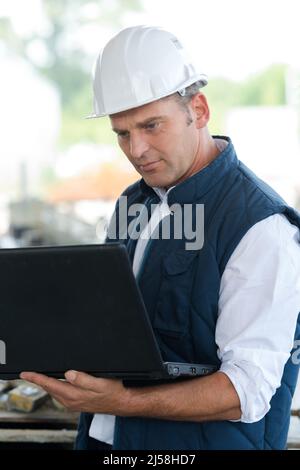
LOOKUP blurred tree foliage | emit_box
[206,64,288,134]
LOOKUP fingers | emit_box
[20,370,109,396]
[19,371,124,414]
[20,371,79,400]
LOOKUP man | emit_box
[21,25,300,450]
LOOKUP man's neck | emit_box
[154,134,229,193]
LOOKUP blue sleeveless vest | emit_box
[77,136,300,450]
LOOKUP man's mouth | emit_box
[139,160,161,172]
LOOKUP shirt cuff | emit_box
[220,361,272,423]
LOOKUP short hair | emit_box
[165,82,202,125]
[177,82,202,103]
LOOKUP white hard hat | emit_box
[88,25,208,118]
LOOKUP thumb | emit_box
[65,370,101,391]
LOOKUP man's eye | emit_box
[146,122,159,130]
[118,132,129,139]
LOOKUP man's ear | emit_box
[190,92,210,129]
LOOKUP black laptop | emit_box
[0,244,217,380]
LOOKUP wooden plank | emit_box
[0,400,79,427]
[0,429,77,443]
[0,411,78,426]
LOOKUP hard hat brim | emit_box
[85,76,208,119]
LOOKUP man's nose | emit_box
[129,133,150,160]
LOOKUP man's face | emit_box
[109,97,202,188]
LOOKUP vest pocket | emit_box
[153,250,199,338]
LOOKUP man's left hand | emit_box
[20,371,131,415]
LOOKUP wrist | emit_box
[118,385,138,417]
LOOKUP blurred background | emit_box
[0,0,299,248]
